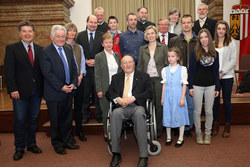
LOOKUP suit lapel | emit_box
[18,41,33,68]
[92,31,100,52]
[132,71,139,90]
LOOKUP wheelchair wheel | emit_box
[148,140,161,156]
[149,102,157,140]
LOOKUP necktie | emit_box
[58,47,70,84]
[122,75,130,98]
[89,32,93,53]
[28,45,34,66]
[200,20,204,27]
[161,35,165,44]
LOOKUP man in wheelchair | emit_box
[106,55,153,167]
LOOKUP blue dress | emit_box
[162,65,189,128]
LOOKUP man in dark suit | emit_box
[193,3,217,38]
[106,56,152,167]
[95,7,109,33]
[157,17,177,47]
[40,25,79,155]
[136,7,156,32]
[4,20,43,161]
[76,15,103,123]
[76,15,104,123]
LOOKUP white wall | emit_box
[70,0,92,32]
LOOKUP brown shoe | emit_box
[211,122,220,136]
[222,123,231,138]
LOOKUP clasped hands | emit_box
[116,96,136,108]
[61,84,75,93]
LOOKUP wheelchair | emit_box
[106,100,161,156]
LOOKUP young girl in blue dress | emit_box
[161,47,189,147]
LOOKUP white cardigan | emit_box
[218,39,237,77]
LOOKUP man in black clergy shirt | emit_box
[136,6,156,32]
[95,7,109,33]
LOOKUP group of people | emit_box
[4,3,237,167]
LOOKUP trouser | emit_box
[185,87,194,130]
[213,78,233,123]
[13,87,41,150]
[193,85,215,135]
[111,105,148,157]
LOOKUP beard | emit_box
[199,13,207,19]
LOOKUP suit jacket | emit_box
[97,22,109,33]
[137,42,167,77]
[106,70,153,109]
[95,51,122,94]
[193,18,217,38]
[157,32,177,46]
[4,41,43,99]
[40,43,78,101]
[76,30,104,70]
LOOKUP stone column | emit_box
[0,0,74,87]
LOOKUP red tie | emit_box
[161,35,165,44]
[28,45,34,67]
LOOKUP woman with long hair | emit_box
[212,20,237,138]
[188,28,219,145]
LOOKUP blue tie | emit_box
[58,47,70,84]
[89,32,93,53]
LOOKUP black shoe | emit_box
[165,139,172,146]
[96,117,103,123]
[82,118,89,124]
[69,134,76,144]
[13,150,24,161]
[64,143,80,150]
[110,153,121,167]
[137,157,148,167]
[184,130,192,137]
[27,145,42,154]
[78,132,87,142]
[54,147,67,155]
[175,140,184,148]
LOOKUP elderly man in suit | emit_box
[40,25,79,155]
[4,20,43,161]
[193,3,217,38]
[76,15,104,123]
[94,7,109,33]
[157,17,177,46]
[106,56,152,167]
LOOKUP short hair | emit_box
[198,3,208,10]
[169,8,181,17]
[158,17,169,25]
[101,33,113,43]
[94,7,105,14]
[214,20,232,47]
[144,25,158,41]
[51,25,66,37]
[126,13,137,21]
[181,14,193,23]
[168,47,182,65]
[64,23,78,40]
[137,6,148,13]
[86,15,97,22]
[18,20,35,32]
[108,16,118,23]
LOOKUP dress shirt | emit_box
[147,50,159,77]
[161,64,188,84]
[119,29,146,62]
[53,43,69,69]
[65,41,86,76]
[113,71,135,103]
[199,17,207,27]
[87,29,96,41]
[21,40,35,60]
[104,49,119,84]
[158,32,169,45]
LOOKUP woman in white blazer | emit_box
[212,20,237,138]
